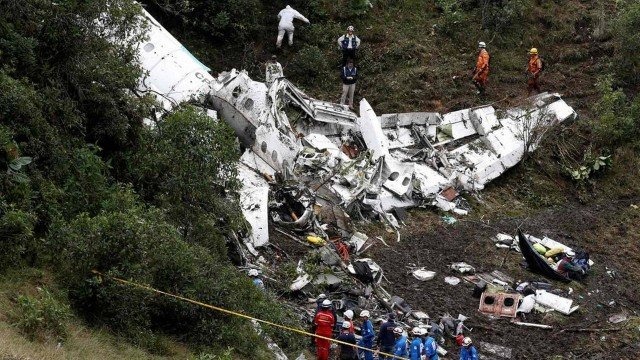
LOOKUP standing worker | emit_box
[265,55,284,87]
[376,313,397,360]
[343,310,355,333]
[358,310,375,360]
[336,321,358,360]
[313,300,336,360]
[337,25,361,66]
[424,329,439,360]
[459,337,479,360]
[340,59,358,110]
[276,5,310,48]
[392,327,408,358]
[526,48,543,95]
[409,328,425,360]
[472,41,490,95]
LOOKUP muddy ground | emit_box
[269,195,640,359]
[368,198,640,359]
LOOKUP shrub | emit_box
[612,1,640,88]
[51,198,303,355]
[435,0,469,36]
[289,45,331,87]
[591,75,640,147]
[12,287,71,342]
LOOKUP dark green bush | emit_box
[591,76,640,148]
[289,45,331,86]
[12,287,71,342]
[51,199,301,354]
[612,1,640,88]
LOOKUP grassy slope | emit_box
[0,269,194,360]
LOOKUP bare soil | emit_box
[370,198,640,359]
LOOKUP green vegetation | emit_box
[0,0,302,357]
[1,0,639,358]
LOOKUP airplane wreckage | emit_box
[135,8,577,250]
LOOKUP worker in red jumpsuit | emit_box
[313,299,336,360]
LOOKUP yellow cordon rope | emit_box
[90,270,409,359]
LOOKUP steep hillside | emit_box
[1,0,639,359]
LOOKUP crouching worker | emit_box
[557,250,587,280]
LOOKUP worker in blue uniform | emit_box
[357,310,375,360]
[424,328,439,360]
[409,327,425,360]
[459,337,479,360]
[392,327,408,358]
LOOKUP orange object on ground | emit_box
[334,240,350,261]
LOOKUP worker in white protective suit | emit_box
[276,5,310,48]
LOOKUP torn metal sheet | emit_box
[237,164,270,247]
[357,99,389,161]
[136,8,213,113]
[412,269,436,281]
[535,290,579,315]
[131,9,578,248]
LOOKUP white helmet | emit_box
[565,249,576,257]
[359,310,370,318]
[342,321,351,329]
[321,299,332,308]
[347,25,355,32]
[478,41,486,48]
[248,269,259,277]
[463,337,472,346]
[393,327,403,335]
[318,293,327,300]
[411,327,423,336]
[344,310,354,319]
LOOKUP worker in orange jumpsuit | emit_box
[527,48,543,95]
[313,299,336,360]
[472,41,490,95]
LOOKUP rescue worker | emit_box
[472,41,490,95]
[315,294,327,311]
[336,321,358,360]
[248,269,265,291]
[424,329,439,360]
[343,310,355,333]
[459,337,479,360]
[313,299,336,360]
[526,48,543,95]
[357,310,375,360]
[340,59,358,110]
[392,327,408,358]
[276,5,310,48]
[337,25,361,66]
[265,55,284,87]
[409,327,425,360]
[376,313,397,360]
[557,250,586,280]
